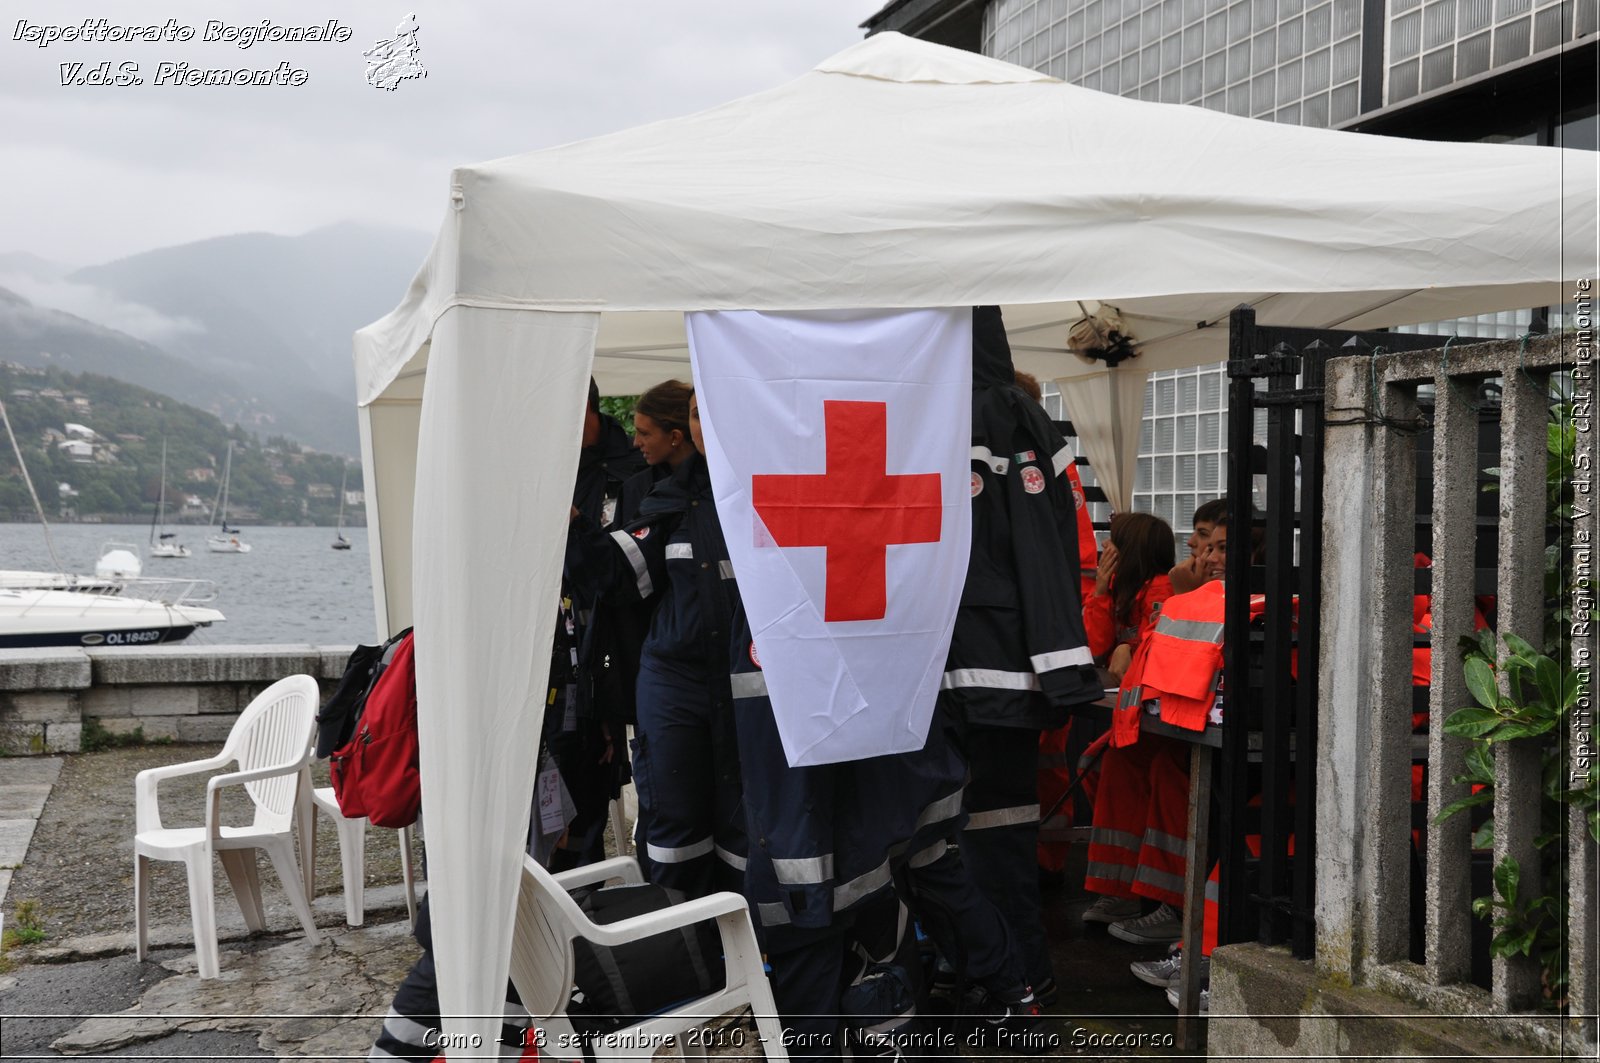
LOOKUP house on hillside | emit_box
[10,389,35,400]
[57,439,94,463]
[306,482,335,500]
[272,473,296,488]
[63,423,95,441]
[188,467,215,483]
[38,388,64,401]
[344,489,364,508]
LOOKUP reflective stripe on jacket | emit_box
[1137,580,1229,734]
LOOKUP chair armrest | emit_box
[551,856,643,892]
[134,754,232,833]
[571,890,752,948]
[204,762,309,839]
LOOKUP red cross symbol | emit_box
[752,400,942,622]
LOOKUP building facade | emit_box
[864,0,1595,531]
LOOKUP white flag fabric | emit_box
[688,308,972,766]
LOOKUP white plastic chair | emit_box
[133,674,323,979]
[508,854,788,1063]
[306,786,419,927]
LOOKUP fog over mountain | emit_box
[0,223,432,454]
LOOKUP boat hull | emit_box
[0,589,224,649]
[0,625,200,648]
[207,538,252,553]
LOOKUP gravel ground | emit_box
[3,745,420,945]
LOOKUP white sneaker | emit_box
[1132,947,1209,987]
[1109,903,1183,945]
[1166,980,1210,1013]
[1129,948,1183,987]
[1082,894,1143,925]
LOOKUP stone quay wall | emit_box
[0,646,353,755]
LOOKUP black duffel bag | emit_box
[315,626,412,759]
[567,883,726,1035]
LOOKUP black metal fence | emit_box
[1217,307,1460,958]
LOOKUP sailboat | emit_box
[206,440,252,554]
[149,439,190,558]
[331,466,352,550]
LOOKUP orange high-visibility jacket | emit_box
[1138,581,1230,736]
[1110,581,1281,742]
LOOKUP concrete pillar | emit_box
[1317,355,1418,977]
[1425,369,1478,985]
[1493,365,1550,1011]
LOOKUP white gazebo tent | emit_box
[354,32,1595,1049]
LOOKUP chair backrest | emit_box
[222,674,319,832]
[509,855,591,1020]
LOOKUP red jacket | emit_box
[1063,462,1098,602]
[1113,581,1270,740]
[1083,573,1175,660]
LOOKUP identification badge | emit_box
[602,496,618,528]
[563,685,579,731]
[537,763,564,835]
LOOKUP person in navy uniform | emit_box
[567,379,744,900]
[538,379,648,870]
[939,306,1102,1003]
[711,340,1055,1058]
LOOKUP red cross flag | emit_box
[688,309,972,766]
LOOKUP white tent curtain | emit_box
[411,306,596,1047]
[349,32,1597,1049]
[1055,366,1150,514]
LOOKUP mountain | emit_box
[3,222,433,455]
[0,285,356,451]
[72,224,430,397]
[0,286,246,419]
[0,362,362,526]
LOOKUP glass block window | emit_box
[1386,0,1580,105]
[1132,363,1231,533]
[1392,307,1536,339]
[983,0,1360,127]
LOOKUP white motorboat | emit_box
[0,569,121,593]
[95,541,143,579]
[206,441,252,553]
[149,439,191,558]
[0,586,225,648]
[0,394,222,645]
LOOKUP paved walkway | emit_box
[0,747,1183,1059]
[0,756,61,918]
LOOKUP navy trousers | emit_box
[632,658,744,899]
[960,723,1054,989]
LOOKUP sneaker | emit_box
[1031,975,1059,1007]
[1109,903,1183,945]
[1129,949,1183,987]
[1082,894,1142,925]
[1131,948,1208,987]
[969,986,1059,1055]
[1165,980,1210,1014]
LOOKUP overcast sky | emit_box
[2,1,878,267]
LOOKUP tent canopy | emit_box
[354,31,1594,1051]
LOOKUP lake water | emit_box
[0,523,378,646]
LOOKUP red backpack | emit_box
[330,631,420,828]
